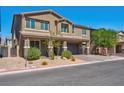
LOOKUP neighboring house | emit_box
[11,10,92,57]
[5,37,12,47]
[0,37,7,57]
[0,37,13,57]
[116,31,124,53]
[5,37,15,57]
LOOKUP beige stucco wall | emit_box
[21,14,74,35]
[74,27,90,40]
[74,27,82,36]
[18,12,91,42]
[121,44,124,49]
[21,16,25,31]
[85,29,90,40]
[21,14,60,34]
[118,32,124,42]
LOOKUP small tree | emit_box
[91,28,118,55]
[53,40,61,56]
[42,39,50,57]
[42,39,61,57]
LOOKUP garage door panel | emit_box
[68,44,79,54]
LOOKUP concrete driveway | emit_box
[74,54,124,62]
[115,53,124,57]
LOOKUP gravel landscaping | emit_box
[0,57,25,69]
[0,54,124,72]
[28,57,83,68]
[0,56,84,72]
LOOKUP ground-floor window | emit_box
[30,41,39,48]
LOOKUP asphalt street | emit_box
[0,60,124,86]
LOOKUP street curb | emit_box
[0,58,124,76]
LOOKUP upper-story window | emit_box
[41,21,49,31]
[61,23,68,33]
[82,29,87,35]
[72,25,74,33]
[26,19,35,29]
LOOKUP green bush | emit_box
[51,52,55,60]
[28,61,33,64]
[61,50,72,59]
[27,47,41,60]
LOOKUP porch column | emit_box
[87,41,90,55]
[82,42,86,54]
[24,38,30,58]
[113,45,116,55]
[8,41,12,57]
[16,45,19,57]
[63,41,67,51]
[8,46,11,57]
[48,40,53,57]
[87,46,90,55]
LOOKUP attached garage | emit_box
[67,43,80,55]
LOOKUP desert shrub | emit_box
[27,47,41,60]
[41,61,48,65]
[51,52,55,60]
[71,56,75,61]
[28,61,33,64]
[61,50,72,59]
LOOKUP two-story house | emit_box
[116,31,124,53]
[11,10,92,57]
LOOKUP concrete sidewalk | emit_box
[0,55,124,74]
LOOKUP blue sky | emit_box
[0,6,124,37]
